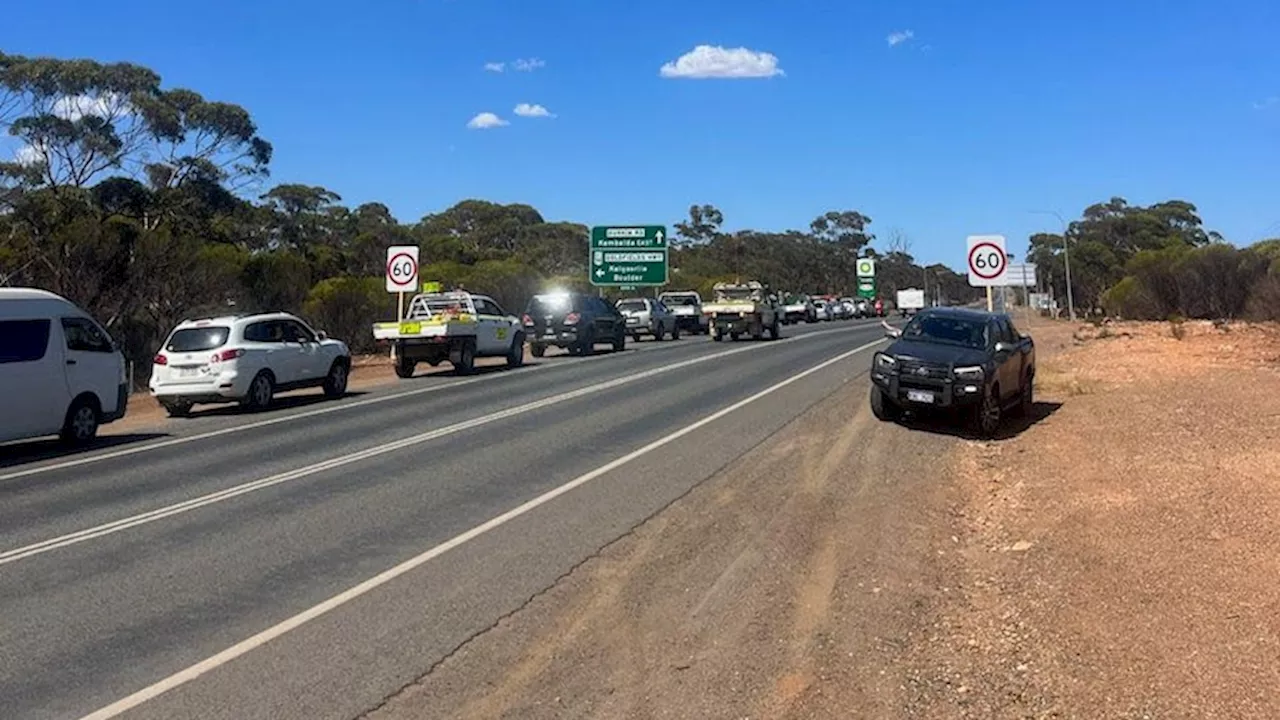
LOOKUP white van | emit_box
[0,288,129,444]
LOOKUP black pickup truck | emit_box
[869,307,1035,438]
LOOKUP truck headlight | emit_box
[953,366,984,381]
[874,353,897,371]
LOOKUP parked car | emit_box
[780,293,817,325]
[853,299,871,318]
[523,292,626,356]
[0,288,129,444]
[812,299,832,321]
[616,297,680,341]
[657,291,709,334]
[869,308,1036,438]
[150,312,351,416]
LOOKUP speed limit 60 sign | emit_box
[966,235,1008,287]
[386,245,420,293]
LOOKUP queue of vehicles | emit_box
[1,283,1028,446]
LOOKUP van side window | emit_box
[61,317,114,353]
[0,319,52,363]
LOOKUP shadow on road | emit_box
[0,433,169,471]
[897,400,1063,441]
[184,391,370,418]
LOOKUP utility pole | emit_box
[1030,210,1076,322]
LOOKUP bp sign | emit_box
[856,277,877,299]
[856,258,876,278]
[590,226,668,286]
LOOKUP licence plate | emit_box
[906,390,934,404]
[626,317,640,324]
[176,367,200,378]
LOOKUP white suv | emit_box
[149,312,351,416]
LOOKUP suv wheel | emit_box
[530,343,546,358]
[454,340,476,375]
[1014,373,1034,416]
[671,323,681,340]
[242,371,275,411]
[613,329,626,352]
[163,399,194,417]
[869,386,900,422]
[972,387,1002,438]
[767,318,780,340]
[323,360,349,398]
[395,359,417,378]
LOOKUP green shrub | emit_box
[302,276,389,354]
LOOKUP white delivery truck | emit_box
[372,291,525,377]
[0,288,129,444]
[896,288,926,317]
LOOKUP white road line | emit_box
[78,336,886,720]
[0,322,874,483]
[0,337,791,567]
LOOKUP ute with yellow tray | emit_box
[372,291,525,377]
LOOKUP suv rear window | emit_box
[527,294,579,316]
[167,326,231,352]
[616,300,647,312]
[660,294,699,306]
[0,319,52,364]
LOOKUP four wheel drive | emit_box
[780,293,817,325]
[703,281,782,342]
[616,298,681,341]
[869,308,1035,438]
[152,312,352,416]
[373,291,525,378]
[523,292,626,357]
[657,291,709,334]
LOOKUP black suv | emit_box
[869,307,1035,437]
[523,292,626,357]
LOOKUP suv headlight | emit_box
[953,365,984,381]
[874,353,897,371]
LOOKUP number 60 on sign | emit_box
[966,235,1007,287]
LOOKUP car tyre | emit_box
[972,386,1002,439]
[1014,372,1034,417]
[671,324,681,340]
[507,332,526,368]
[869,386,901,422]
[767,318,780,340]
[530,343,546,358]
[613,329,626,352]
[60,396,100,444]
[162,399,194,418]
[455,340,476,375]
[395,359,416,378]
[242,371,275,412]
[323,359,350,398]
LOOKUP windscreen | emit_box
[616,300,647,312]
[717,287,756,301]
[901,315,987,349]
[167,326,230,352]
[660,294,699,306]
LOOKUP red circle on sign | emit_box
[968,242,1006,280]
[386,252,418,286]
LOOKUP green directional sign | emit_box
[590,225,669,286]
[856,277,877,299]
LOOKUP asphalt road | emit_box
[0,317,889,720]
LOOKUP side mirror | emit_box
[881,320,901,339]
[316,330,328,341]
[994,341,1012,354]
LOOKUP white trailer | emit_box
[896,288,926,316]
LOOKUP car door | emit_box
[249,320,302,385]
[0,318,64,442]
[471,297,504,354]
[283,319,323,381]
[60,316,123,418]
[654,300,671,333]
[991,318,1020,402]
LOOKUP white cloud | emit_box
[887,30,915,47]
[51,92,129,121]
[512,57,546,72]
[483,61,506,73]
[14,144,45,166]
[466,112,508,129]
[514,103,554,118]
[659,45,784,79]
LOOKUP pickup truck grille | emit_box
[898,360,950,380]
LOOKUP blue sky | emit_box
[4,0,1279,269]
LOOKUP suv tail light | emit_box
[522,314,534,326]
[212,348,245,363]
[153,354,168,366]
[563,312,581,325]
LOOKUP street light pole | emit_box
[1030,210,1076,322]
